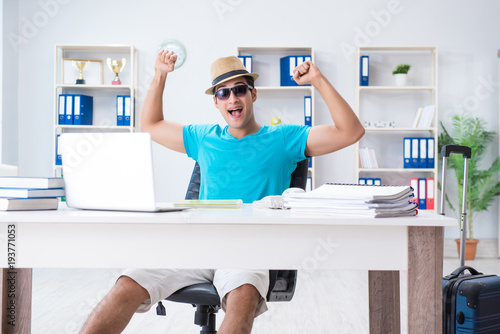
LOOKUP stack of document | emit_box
[284,183,417,218]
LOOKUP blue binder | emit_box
[411,138,419,168]
[237,55,252,73]
[280,55,311,86]
[124,95,132,126]
[403,137,411,168]
[56,134,62,166]
[427,138,435,168]
[360,55,369,86]
[304,96,312,126]
[419,137,428,168]
[58,94,66,125]
[418,178,427,209]
[73,94,93,125]
[116,95,125,126]
[64,94,74,125]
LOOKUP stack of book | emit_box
[284,183,417,218]
[0,177,64,211]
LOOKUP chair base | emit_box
[196,305,218,333]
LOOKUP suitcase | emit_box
[440,145,500,333]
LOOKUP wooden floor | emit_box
[30,258,500,333]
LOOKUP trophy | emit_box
[72,60,90,84]
[107,58,126,85]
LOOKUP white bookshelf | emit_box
[236,46,316,190]
[53,44,137,176]
[355,45,438,212]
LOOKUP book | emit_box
[173,199,243,209]
[416,105,435,128]
[0,197,59,211]
[0,188,65,198]
[0,177,64,189]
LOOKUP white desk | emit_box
[0,204,455,333]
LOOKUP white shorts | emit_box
[121,269,270,317]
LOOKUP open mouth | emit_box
[228,107,243,118]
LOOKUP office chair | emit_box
[156,159,309,334]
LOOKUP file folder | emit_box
[410,178,418,204]
[56,134,62,165]
[403,137,411,168]
[427,138,435,168]
[418,178,427,210]
[373,178,382,185]
[304,96,312,126]
[124,95,132,126]
[237,55,252,73]
[116,95,125,126]
[73,94,93,125]
[308,157,312,168]
[359,178,366,185]
[65,94,74,125]
[58,94,66,125]
[280,55,311,86]
[426,178,435,210]
[411,138,419,168]
[419,137,427,168]
[360,55,369,86]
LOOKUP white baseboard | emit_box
[444,238,499,259]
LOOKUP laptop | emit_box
[60,132,186,212]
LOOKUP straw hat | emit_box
[205,56,259,95]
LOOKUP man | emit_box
[80,51,364,334]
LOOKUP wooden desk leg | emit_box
[408,226,443,334]
[1,268,32,334]
[369,270,401,334]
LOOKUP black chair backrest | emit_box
[185,159,309,200]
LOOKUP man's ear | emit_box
[213,95,218,106]
[252,88,257,102]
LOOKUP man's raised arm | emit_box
[140,50,186,153]
[292,61,365,157]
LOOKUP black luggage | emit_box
[440,145,500,333]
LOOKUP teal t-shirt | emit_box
[183,124,310,203]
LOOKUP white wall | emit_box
[1,0,19,165]
[6,0,500,239]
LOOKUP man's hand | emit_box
[292,61,322,86]
[155,50,178,74]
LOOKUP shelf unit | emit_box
[53,45,137,176]
[355,45,438,212]
[236,46,316,190]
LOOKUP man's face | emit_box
[213,77,257,131]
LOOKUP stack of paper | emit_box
[284,183,417,218]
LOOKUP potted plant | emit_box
[392,64,411,86]
[438,113,500,259]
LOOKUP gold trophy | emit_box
[107,58,126,85]
[72,60,90,84]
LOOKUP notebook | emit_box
[60,132,187,212]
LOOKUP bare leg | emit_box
[218,284,261,334]
[79,276,149,334]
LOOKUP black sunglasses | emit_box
[214,85,253,101]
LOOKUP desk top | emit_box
[0,203,456,227]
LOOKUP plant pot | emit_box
[455,238,479,260]
[393,73,407,86]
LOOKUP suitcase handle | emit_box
[446,266,483,279]
[440,145,472,159]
